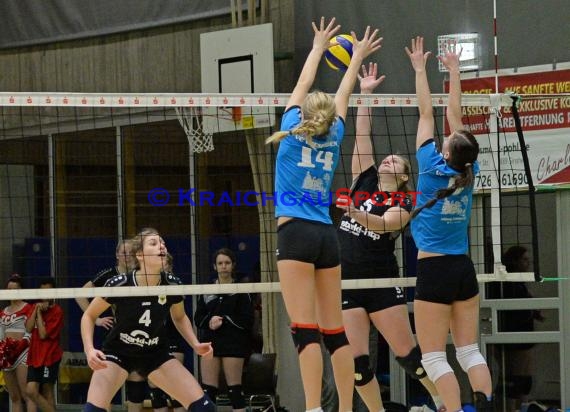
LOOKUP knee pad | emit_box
[291,323,321,353]
[354,355,374,387]
[125,380,147,403]
[227,384,246,409]
[189,394,216,412]
[396,345,427,380]
[84,402,107,412]
[456,343,487,373]
[321,327,349,355]
[201,384,218,403]
[421,351,454,383]
[149,387,168,409]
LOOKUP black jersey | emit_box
[194,288,254,358]
[338,166,413,279]
[92,266,121,287]
[101,270,183,356]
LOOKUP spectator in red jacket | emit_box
[25,278,64,412]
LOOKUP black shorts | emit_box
[415,255,479,304]
[342,264,406,312]
[27,360,60,384]
[168,332,186,354]
[342,286,406,313]
[276,219,340,269]
[103,349,173,377]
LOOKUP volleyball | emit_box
[324,34,354,72]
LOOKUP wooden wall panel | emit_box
[0,0,294,94]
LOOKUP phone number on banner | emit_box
[475,172,529,190]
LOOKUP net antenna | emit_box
[175,106,214,153]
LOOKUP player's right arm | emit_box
[438,44,463,132]
[286,17,340,110]
[352,63,385,180]
[405,36,434,150]
[75,280,94,312]
[76,277,114,329]
[81,297,111,370]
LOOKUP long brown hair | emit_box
[411,129,479,219]
[266,91,336,147]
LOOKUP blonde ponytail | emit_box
[265,130,290,145]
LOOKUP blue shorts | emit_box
[276,219,340,269]
[414,255,479,304]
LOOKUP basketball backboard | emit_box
[200,23,275,134]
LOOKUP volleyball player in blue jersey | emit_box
[266,17,382,412]
[81,228,215,412]
[406,37,493,412]
[336,63,444,412]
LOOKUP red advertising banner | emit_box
[445,66,570,187]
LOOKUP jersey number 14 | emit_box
[297,146,334,172]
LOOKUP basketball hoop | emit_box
[175,107,214,153]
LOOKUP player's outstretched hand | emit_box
[405,36,431,72]
[351,26,383,61]
[359,62,386,94]
[438,41,462,73]
[311,16,341,52]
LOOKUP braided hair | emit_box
[411,129,479,219]
[266,91,336,147]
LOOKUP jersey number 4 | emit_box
[139,309,151,327]
[297,146,334,171]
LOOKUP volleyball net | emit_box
[0,91,544,302]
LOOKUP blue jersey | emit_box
[274,106,345,224]
[411,140,480,255]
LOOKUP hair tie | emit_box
[465,162,472,168]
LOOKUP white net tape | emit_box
[3,273,536,301]
[175,106,214,153]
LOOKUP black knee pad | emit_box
[84,402,107,412]
[354,355,374,386]
[227,384,246,409]
[321,327,349,355]
[396,345,427,380]
[291,323,321,353]
[189,394,216,412]
[125,380,147,403]
[201,384,218,403]
[149,387,168,409]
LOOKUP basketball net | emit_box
[175,107,214,153]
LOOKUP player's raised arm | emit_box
[438,43,464,132]
[405,36,434,150]
[352,62,385,180]
[287,17,340,110]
